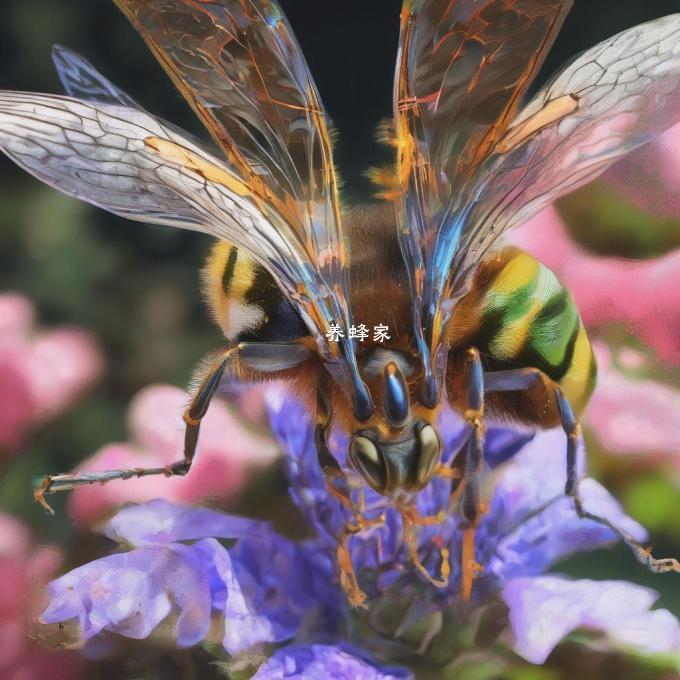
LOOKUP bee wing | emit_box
[113,0,346,278]
[52,45,141,108]
[0,93,357,386]
[393,0,572,398]
[395,0,571,199]
[450,13,680,293]
[109,0,370,407]
[0,93,209,229]
[51,46,216,154]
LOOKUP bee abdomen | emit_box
[450,247,596,415]
[202,241,308,343]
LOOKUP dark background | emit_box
[2,1,679,197]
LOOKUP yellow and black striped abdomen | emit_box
[449,247,596,416]
[201,241,308,343]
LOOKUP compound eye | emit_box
[416,424,442,486]
[349,435,386,492]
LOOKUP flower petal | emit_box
[478,428,646,586]
[128,384,277,466]
[503,575,680,664]
[484,428,535,470]
[49,501,332,652]
[0,347,34,452]
[587,348,680,457]
[486,478,646,584]
[266,391,347,540]
[103,498,269,546]
[26,328,103,418]
[211,543,277,654]
[217,535,332,654]
[0,292,35,341]
[41,544,212,646]
[252,643,413,680]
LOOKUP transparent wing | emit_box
[0,92,313,256]
[0,93,364,399]
[52,45,141,108]
[113,0,346,276]
[449,13,680,296]
[395,0,572,199]
[51,46,215,153]
[110,0,369,409]
[393,0,572,402]
[0,92,207,229]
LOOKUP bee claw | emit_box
[638,549,680,574]
[337,540,368,609]
[34,478,56,515]
[400,505,450,589]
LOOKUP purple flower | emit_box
[253,644,413,680]
[39,392,680,674]
[267,392,645,608]
[478,428,646,589]
[503,576,680,664]
[43,499,334,656]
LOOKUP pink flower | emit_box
[0,292,103,454]
[0,346,36,453]
[0,513,82,680]
[586,343,680,458]
[511,208,680,364]
[26,329,104,422]
[0,294,35,341]
[68,384,279,527]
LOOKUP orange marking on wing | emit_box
[496,93,579,153]
[144,136,251,195]
[268,97,319,113]
[144,136,305,232]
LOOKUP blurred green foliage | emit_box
[558,184,680,258]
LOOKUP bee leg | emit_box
[485,369,680,575]
[433,462,463,483]
[457,348,486,601]
[337,524,369,609]
[317,430,353,509]
[556,389,680,575]
[399,504,450,589]
[35,342,312,514]
[34,350,234,513]
[459,428,486,601]
[314,370,353,509]
[337,509,386,609]
[316,370,378,605]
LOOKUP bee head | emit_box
[348,420,442,496]
[347,350,443,495]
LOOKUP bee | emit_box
[2,0,680,605]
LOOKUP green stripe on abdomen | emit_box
[473,250,589,387]
[523,290,580,380]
